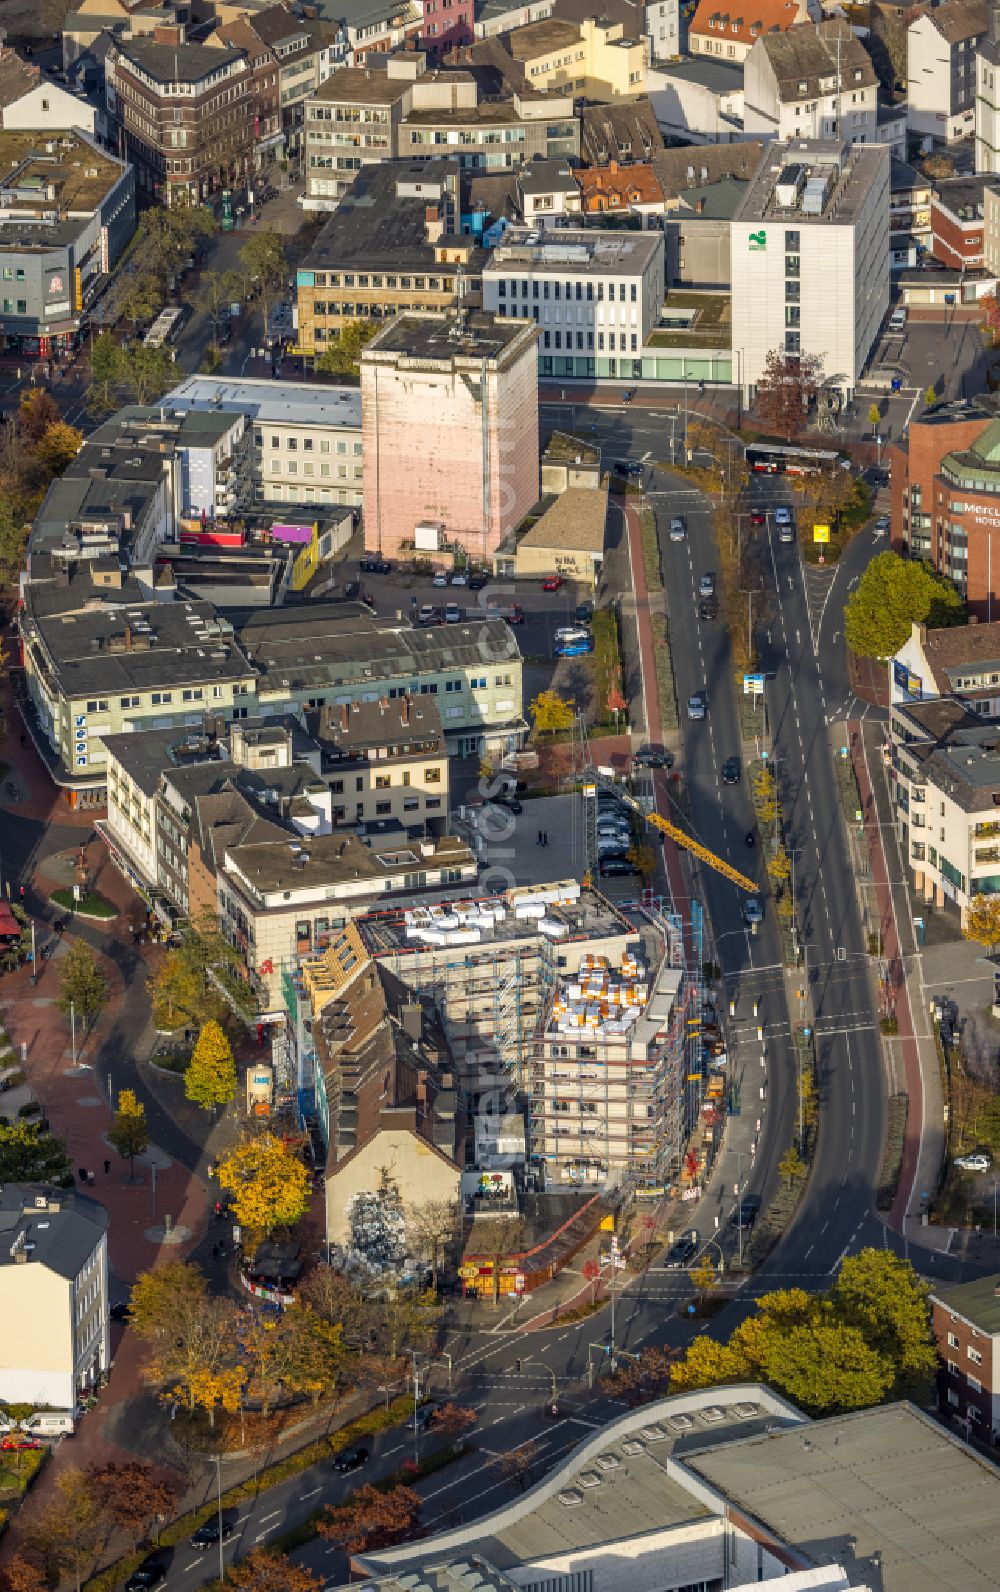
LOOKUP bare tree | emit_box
[407,1198,462,1292]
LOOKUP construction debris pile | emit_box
[551,948,649,1037]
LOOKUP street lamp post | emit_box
[213,1455,224,1585]
[70,1001,77,1067]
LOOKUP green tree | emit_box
[529,688,574,734]
[832,1249,936,1401]
[280,1305,347,1403]
[868,402,882,435]
[963,893,1000,955]
[315,318,378,379]
[146,911,249,1029]
[843,551,965,660]
[184,1019,237,1111]
[239,231,287,328]
[86,333,124,417]
[0,496,28,581]
[187,268,241,339]
[107,1088,149,1180]
[57,940,109,1025]
[924,384,938,407]
[778,1144,807,1187]
[0,1120,71,1183]
[119,344,177,406]
[118,271,165,327]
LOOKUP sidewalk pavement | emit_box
[848,721,947,1244]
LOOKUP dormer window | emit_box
[798,80,807,92]
[854,67,862,80]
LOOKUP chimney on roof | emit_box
[340,704,349,733]
[401,695,410,726]
[696,196,704,213]
[379,696,387,715]
[425,203,444,244]
[154,22,184,43]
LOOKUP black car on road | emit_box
[125,1555,171,1592]
[722,756,741,785]
[332,1446,370,1473]
[190,1512,237,1551]
[633,743,673,770]
[665,1231,699,1268]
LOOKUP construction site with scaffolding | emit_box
[357,881,702,1196]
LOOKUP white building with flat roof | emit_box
[730,137,889,399]
[482,225,665,380]
[162,376,364,510]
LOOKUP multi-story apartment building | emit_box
[302,55,578,211]
[361,309,539,561]
[688,0,809,64]
[889,618,1000,718]
[219,829,478,1010]
[482,225,665,379]
[295,160,483,348]
[743,20,880,144]
[341,0,424,65]
[232,602,528,759]
[420,0,475,55]
[930,175,991,270]
[730,138,889,400]
[975,0,1000,171]
[0,1184,109,1411]
[162,375,365,510]
[533,937,687,1187]
[310,695,450,826]
[887,696,1000,918]
[891,157,933,271]
[251,3,325,163]
[931,1275,1000,1441]
[0,129,135,358]
[505,15,648,99]
[907,0,987,143]
[301,927,464,1228]
[105,31,255,204]
[359,881,636,1093]
[213,15,285,166]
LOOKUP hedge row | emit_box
[640,508,662,593]
[650,612,678,731]
[876,1093,909,1211]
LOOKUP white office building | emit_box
[731,138,889,400]
[161,376,364,509]
[482,225,665,380]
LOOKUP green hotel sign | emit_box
[748,229,767,251]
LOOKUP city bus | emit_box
[746,442,846,476]
[144,307,187,349]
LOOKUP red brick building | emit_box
[889,400,1000,615]
[930,176,990,268]
[930,1276,1000,1443]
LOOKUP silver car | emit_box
[687,693,706,720]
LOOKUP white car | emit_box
[432,571,448,587]
[450,570,468,586]
[874,515,890,537]
[687,693,707,720]
[669,516,686,542]
[773,506,792,526]
[955,1152,992,1173]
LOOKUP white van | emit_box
[888,307,907,333]
[20,1411,76,1437]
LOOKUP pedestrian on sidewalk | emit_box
[87,1170,95,1187]
[78,1166,87,1184]
[103,1159,111,1176]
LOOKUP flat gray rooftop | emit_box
[736,138,887,226]
[688,1403,1000,1592]
[367,310,532,363]
[163,376,361,431]
[490,225,661,276]
[359,877,632,956]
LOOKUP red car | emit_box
[1,1435,43,1451]
[542,575,563,592]
[749,509,766,526]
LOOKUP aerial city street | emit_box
[0,1,999,1589]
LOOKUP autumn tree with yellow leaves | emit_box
[215,1132,311,1245]
[185,1019,237,1111]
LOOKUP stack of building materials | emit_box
[550,950,649,1036]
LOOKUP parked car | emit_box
[20,1411,75,1437]
[359,555,391,574]
[742,896,764,926]
[665,1230,698,1268]
[109,1299,131,1322]
[542,575,564,592]
[125,1555,170,1592]
[494,795,523,815]
[190,1513,236,1551]
[599,857,636,877]
[555,636,593,657]
[468,571,489,590]
[575,602,594,624]
[432,570,449,587]
[450,570,468,586]
[722,756,741,785]
[687,692,707,720]
[735,1194,762,1229]
[1,1435,43,1451]
[955,1152,992,1173]
[554,626,590,645]
[444,603,462,623]
[417,604,436,626]
[633,744,673,769]
[332,1446,370,1473]
[888,306,907,333]
[669,516,686,542]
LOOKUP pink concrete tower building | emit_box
[361,311,539,562]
